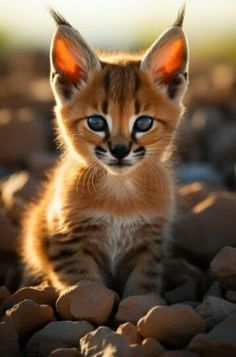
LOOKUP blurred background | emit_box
[0,0,236,289]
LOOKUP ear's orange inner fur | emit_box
[54,38,80,83]
[159,38,184,77]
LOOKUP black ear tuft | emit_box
[173,4,186,28]
[48,7,72,27]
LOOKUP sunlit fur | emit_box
[21,9,188,297]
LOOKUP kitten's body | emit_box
[21,9,188,297]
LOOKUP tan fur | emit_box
[21,11,188,297]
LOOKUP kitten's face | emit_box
[59,63,182,175]
[51,11,188,175]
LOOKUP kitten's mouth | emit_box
[108,161,132,167]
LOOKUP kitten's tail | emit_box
[173,4,186,28]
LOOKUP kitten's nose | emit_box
[110,143,130,159]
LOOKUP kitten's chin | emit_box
[104,163,137,176]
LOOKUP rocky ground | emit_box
[0,52,236,356]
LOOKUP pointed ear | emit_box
[50,12,101,103]
[140,26,189,101]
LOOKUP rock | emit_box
[138,305,206,347]
[203,281,222,299]
[196,296,236,330]
[165,281,198,304]
[188,311,236,356]
[226,290,236,303]
[141,338,166,356]
[4,298,55,341]
[163,258,203,292]
[80,326,130,357]
[161,352,199,357]
[0,210,19,252]
[0,321,20,357]
[115,292,166,325]
[1,171,38,222]
[210,246,236,290]
[3,283,57,310]
[177,163,223,187]
[0,286,10,306]
[49,348,81,356]
[26,151,57,176]
[177,182,213,213]
[26,321,93,357]
[116,322,142,345]
[172,192,236,269]
[56,281,117,325]
[0,107,48,164]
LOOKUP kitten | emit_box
[21,7,188,297]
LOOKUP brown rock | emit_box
[49,348,81,356]
[0,286,10,306]
[196,296,236,330]
[226,290,236,303]
[177,182,213,213]
[165,280,198,304]
[188,311,236,356]
[3,283,57,310]
[142,338,166,356]
[0,321,20,357]
[26,321,93,357]
[0,210,19,252]
[161,352,199,357]
[203,281,222,299]
[0,107,47,164]
[138,305,206,347]
[1,171,38,222]
[4,298,55,341]
[56,281,117,325]
[163,258,203,292]
[115,292,166,325]
[172,192,236,268]
[116,322,142,345]
[26,151,57,177]
[210,245,236,290]
[80,326,130,357]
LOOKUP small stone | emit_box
[165,281,198,304]
[188,311,236,355]
[0,286,11,306]
[0,321,20,357]
[203,281,222,299]
[56,281,117,325]
[49,348,81,357]
[80,326,130,357]
[142,338,166,356]
[4,298,55,341]
[3,283,57,310]
[196,296,236,330]
[161,352,199,357]
[138,305,206,348]
[226,290,236,303]
[115,292,166,325]
[116,322,142,345]
[210,245,236,290]
[26,321,93,357]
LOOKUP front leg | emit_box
[120,240,163,298]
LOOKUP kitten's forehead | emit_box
[101,62,141,106]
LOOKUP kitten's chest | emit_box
[87,212,158,273]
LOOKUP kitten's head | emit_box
[50,7,189,175]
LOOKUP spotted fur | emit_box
[21,7,189,296]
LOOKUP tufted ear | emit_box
[140,7,189,102]
[49,9,101,104]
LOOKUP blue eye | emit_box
[87,115,107,132]
[134,116,154,132]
